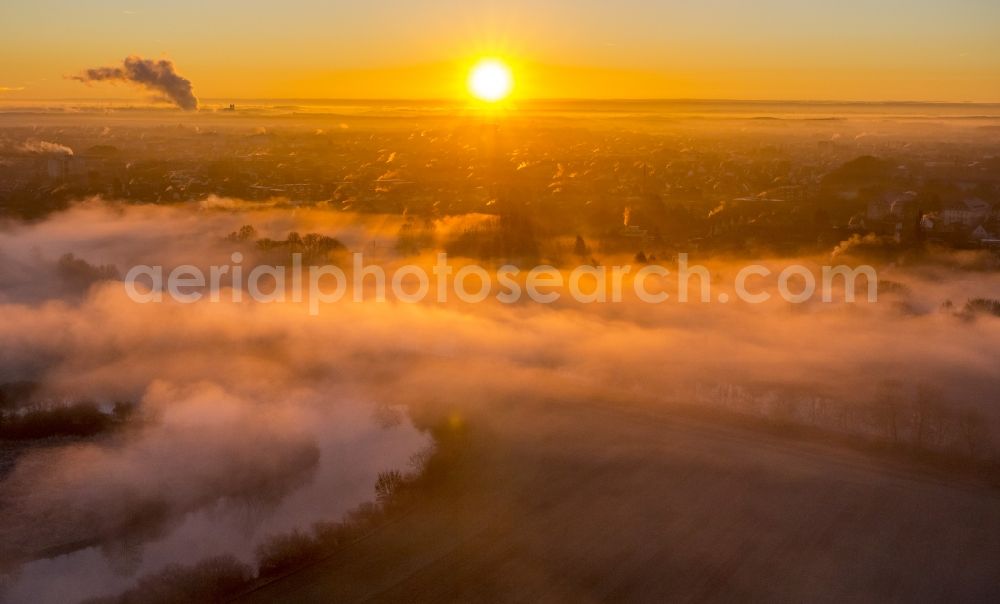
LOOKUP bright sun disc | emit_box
[468,59,513,102]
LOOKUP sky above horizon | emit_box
[1,0,998,103]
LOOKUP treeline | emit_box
[962,298,1000,318]
[0,381,136,440]
[0,394,135,441]
[696,381,996,465]
[82,483,405,604]
[85,415,469,604]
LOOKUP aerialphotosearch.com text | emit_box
[123,252,878,315]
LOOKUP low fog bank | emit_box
[0,348,428,602]
[2,201,998,431]
[0,201,438,601]
[1,200,999,600]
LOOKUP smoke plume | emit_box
[72,56,198,111]
[17,140,74,155]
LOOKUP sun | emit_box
[468,59,513,102]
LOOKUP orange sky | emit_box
[1,1,998,102]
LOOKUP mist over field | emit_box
[0,102,999,602]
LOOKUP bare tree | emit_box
[872,380,904,443]
[958,409,991,459]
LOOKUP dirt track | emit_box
[239,401,1000,603]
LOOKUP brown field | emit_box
[240,400,1000,603]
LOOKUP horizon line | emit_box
[3,97,1000,106]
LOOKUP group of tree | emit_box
[395,216,435,255]
[226,224,345,263]
[56,253,121,293]
[444,210,539,262]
